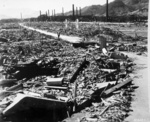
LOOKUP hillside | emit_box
[80,5,103,16]
[103,0,134,16]
[65,0,149,17]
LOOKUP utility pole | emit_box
[106,0,109,22]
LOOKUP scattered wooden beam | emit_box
[96,81,116,89]
[0,84,23,100]
[70,58,89,83]
[103,78,132,96]
[6,83,23,92]
[99,105,110,116]
[100,69,117,73]
[0,79,17,86]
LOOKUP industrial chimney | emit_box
[54,9,55,16]
[72,4,75,17]
[106,0,108,22]
[48,10,49,16]
[62,7,64,16]
[40,10,41,16]
[76,7,78,16]
[52,10,53,16]
[79,7,81,16]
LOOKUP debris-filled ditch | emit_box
[0,22,147,122]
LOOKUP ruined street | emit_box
[0,21,149,122]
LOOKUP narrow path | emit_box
[122,52,150,122]
[19,23,82,43]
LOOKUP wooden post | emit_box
[76,19,79,30]
[65,19,68,28]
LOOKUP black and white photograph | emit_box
[0,0,149,122]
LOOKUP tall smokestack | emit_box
[40,10,41,16]
[72,4,75,17]
[54,9,55,16]
[48,10,49,16]
[106,0,109,22]
[80,7,81,16]
[76,7,78,16]
[62,7,64,16]
[52,10,53,16]
[20,13,22,21]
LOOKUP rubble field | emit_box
[0,22,148,122]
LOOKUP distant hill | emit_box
[104,0,134,16]
[65,0,148,17]
[121,0,149,16]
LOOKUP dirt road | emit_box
[19,23,82,43]
[122,52,150,122]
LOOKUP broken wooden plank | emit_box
[96,81,116,89]
[109,52,128,60]
[99,105,110,116]
[44,86,68,90]
[103,78,132,96]
[73,80,77,112]
[0,84,23,100]
[0,79,17,86]
[72,41,98,48]
[100,69,117,73]
[70,58,89,83]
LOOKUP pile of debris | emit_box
[0,22,144,122]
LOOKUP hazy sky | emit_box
[0,0,115,19]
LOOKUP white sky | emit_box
[0,0,115,19]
